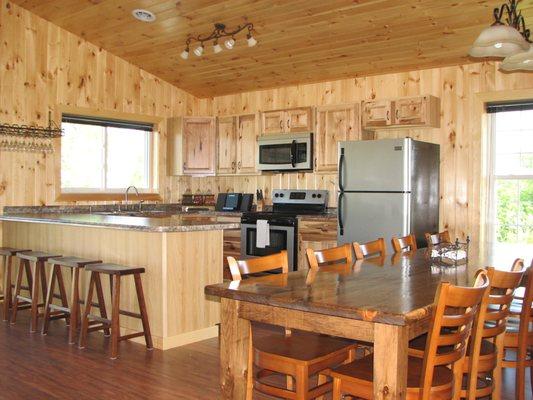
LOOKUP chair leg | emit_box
[517,347,527,400]
[68,268,80,344]
[3,255,12,321]
[295,365,309,400]
[94,272,110,336]
[55,266,70,326]
[10,259,25,324]
[41,265,57,335]
[78,272,95,349]
[332,378,342,400]
[24,261,33,296]
[133,273,153,350]
[316,374,328,400]
[110,274,121,360]
[29,261,42,333]
[493,334,504,400]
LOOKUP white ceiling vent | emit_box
[132,9,156,23]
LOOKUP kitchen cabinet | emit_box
[297,217,338,270]
[315,104,361,172]
[223,227,241,280]
[362,95,440,129]
[167,117,216,176]
[261,107,314,134]
[216,113,259,175]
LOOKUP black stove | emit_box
[240,190,329,271]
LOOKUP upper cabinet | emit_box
[167,117,216,176]
[217,113,259,175]
[261,107,314,134]
[362,95,440,129]
[315,104,361,172]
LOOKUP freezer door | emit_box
[337,192,410,254]
[338,139,411,192]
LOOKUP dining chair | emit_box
[502,259,533,400]
[306,243,352,269]
[410,264,525,399]
[352,238,386,260]
[227,251,357,400]
[329,269,490,400]
[425,230,451,247]
[391,234,418,253]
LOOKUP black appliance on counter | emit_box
[241,189,329,271]
[215,193,254,212]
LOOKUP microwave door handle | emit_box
[290,140,297,167]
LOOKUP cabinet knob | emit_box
[279,120,283,130]
[386,110,390,121]
[238,161,241,169]
[287,119,290,129]
[396,109,400,119]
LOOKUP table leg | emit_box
[373,323,408,400]
[220,298,251,400]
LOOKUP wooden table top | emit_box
[205,248,503,326]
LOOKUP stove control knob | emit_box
[275,193,279,198]
[317,194,322,198]
[312,194,317,198]
[279,193,284,197]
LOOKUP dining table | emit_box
[204,246,511,400]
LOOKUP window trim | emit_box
[55,106,163,202]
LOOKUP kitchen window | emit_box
[487,102,533,257]
[60,114,157,195]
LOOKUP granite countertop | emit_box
[0,213,240,233]
[297,209,337,221]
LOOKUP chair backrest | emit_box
[352,238,386,260]
[515,261,533,334]
[227,250,289,281]
[419,269,490,400]
[306,244,353,269]
[425,230,451,247]
[511,258,525,272]
[391,234,418,253]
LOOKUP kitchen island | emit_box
[0,210,240,350]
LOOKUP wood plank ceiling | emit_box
[10,0,533,97]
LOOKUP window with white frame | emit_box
[61,115,156,193]
[487,103,533,256]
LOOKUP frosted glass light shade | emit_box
[193,45,204,57]
[469,24,529,58]
[501,44,533,71]
[224,38,235,49]
[213,43,223,53]
[247,35,257,47]
[180,49,189,60]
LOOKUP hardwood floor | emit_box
[0,314,529,399]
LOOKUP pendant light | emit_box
[501,44,533,71]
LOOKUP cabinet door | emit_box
[182,117,216,175]
[315,104,361,172]
[236,113,258,175]
[262,110,285,134]
[217,116,237,174]
[223,228,241,280]
[297,219,338,270]
[362,100,393,127]
[394,96,427,125]
[286,107,313,133]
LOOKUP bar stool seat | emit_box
[0,247,31,321]
[11,251,62,332]
[42,256,103,344]
[79,263,152,359]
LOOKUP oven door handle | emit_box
[290,140,297,167]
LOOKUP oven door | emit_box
[240,223,296,271]
[257,133,313,171]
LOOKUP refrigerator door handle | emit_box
[338,149,345,192]
[338,191,345,236]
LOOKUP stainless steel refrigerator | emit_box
[337,138,440,253]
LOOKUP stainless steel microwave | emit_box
[257,132,313,172]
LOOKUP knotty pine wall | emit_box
[181,63,533,243]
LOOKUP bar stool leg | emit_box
[79,272,95,349]
[133,273,153,350]
[110,274,121,359]
[30,260,43,333]
[2,255,12,321]
[41,264,57,335]
[68,268,80,344]
[94,272,110,337]
[11,259,26,324]
[55,266,70,326]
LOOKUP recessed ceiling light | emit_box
[132,9,156,23]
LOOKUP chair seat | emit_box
[48,256,102,268]
[409,333,496,357]
[0,247,31,256]
[85,263,145,275]
[253,329,356,362]
[16,251,62,262]
[330,354,453,392]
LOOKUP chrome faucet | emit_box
[125,186,141,211]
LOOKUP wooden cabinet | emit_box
[315,104,361,172]
[362,100,393,127]
[297,218,338,270]
[216,113,258,175]
[261,107,314,134]
[167,117,216,176]
[362,95,440,130]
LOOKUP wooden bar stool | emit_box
[41,256,103,344]
[11,251,62,333]
[0,247,30,321]
[78,263,153,359]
